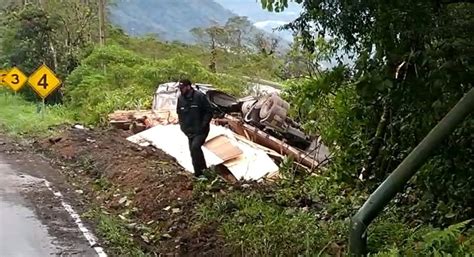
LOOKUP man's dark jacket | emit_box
[176,89,214,137]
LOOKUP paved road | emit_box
[0,153,100,257]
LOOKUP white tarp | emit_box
[127,124,279,181]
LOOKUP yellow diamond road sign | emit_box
[0,69,8,86]
[28,64,62,99]
[4,67,28,92]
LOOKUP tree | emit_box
[262,0,474,223]
[224,16,253,53]
[1,0,102,72]
[0,0,104,102]
[253,31,279,56]
[0,5,55,72]
[98,0,106,45]
[191,22,228,72]
[47,0,101,72]
[281,36,336,78]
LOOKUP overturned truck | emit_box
[109,82,330,182]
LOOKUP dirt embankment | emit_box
[34,127,230,256]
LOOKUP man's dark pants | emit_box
[188,131,209,177]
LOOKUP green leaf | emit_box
[444,213,456,219]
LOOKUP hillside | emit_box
[109,0,240,43]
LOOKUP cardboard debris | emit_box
[127,124,279,181]
[203,135,243,162]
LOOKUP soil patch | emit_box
[34,127,229,256]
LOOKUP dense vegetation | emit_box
[0,0,472,256]
[264,0,474,224]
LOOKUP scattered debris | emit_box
[128,124,279,181]
[141,235,151,243]
[161,234,172,239]
[48,137,62,144]
[109,81,331,182]
[86,138,96,143]
[118,196,127,205]
[108,110,179,133]
[73,124,85,130]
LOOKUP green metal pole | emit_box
[349,88,474,256]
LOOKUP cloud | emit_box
[253,20,288,29]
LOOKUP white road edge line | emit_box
[43,180,107,257]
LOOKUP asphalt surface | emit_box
[0,153,100,257]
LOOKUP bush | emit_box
[372,219,473,256]
[64,44,246,124]
[281,66,473,224]
[195,171,369,256]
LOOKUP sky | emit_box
[214,0,303,41]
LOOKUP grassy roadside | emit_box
[82,207,147,256]
[193,174,357,256]
[194,171,474,256]
[0,90,148,256]
[0,90,75,137]
[2,88,472,256]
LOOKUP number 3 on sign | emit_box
[12,74,19,84]
[27,64,61,99]
[3,67,27,92]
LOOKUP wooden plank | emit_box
[108,109,179,130]
[223,115,319,169]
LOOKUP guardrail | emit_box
[349,88,474,255]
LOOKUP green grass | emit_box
[0,89,75,136]
[197,192,344,256]
[195,175,354,256]
[83,209,147,257]
[195,172,474,256]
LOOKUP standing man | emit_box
[176,79,214,178]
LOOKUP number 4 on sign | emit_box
[38,74,48,89]
[28,64,62,99]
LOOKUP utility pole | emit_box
[38,0,46,9]
[98,0,106,46]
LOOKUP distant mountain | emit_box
[108,0,293,47]
[109,0,237,43]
